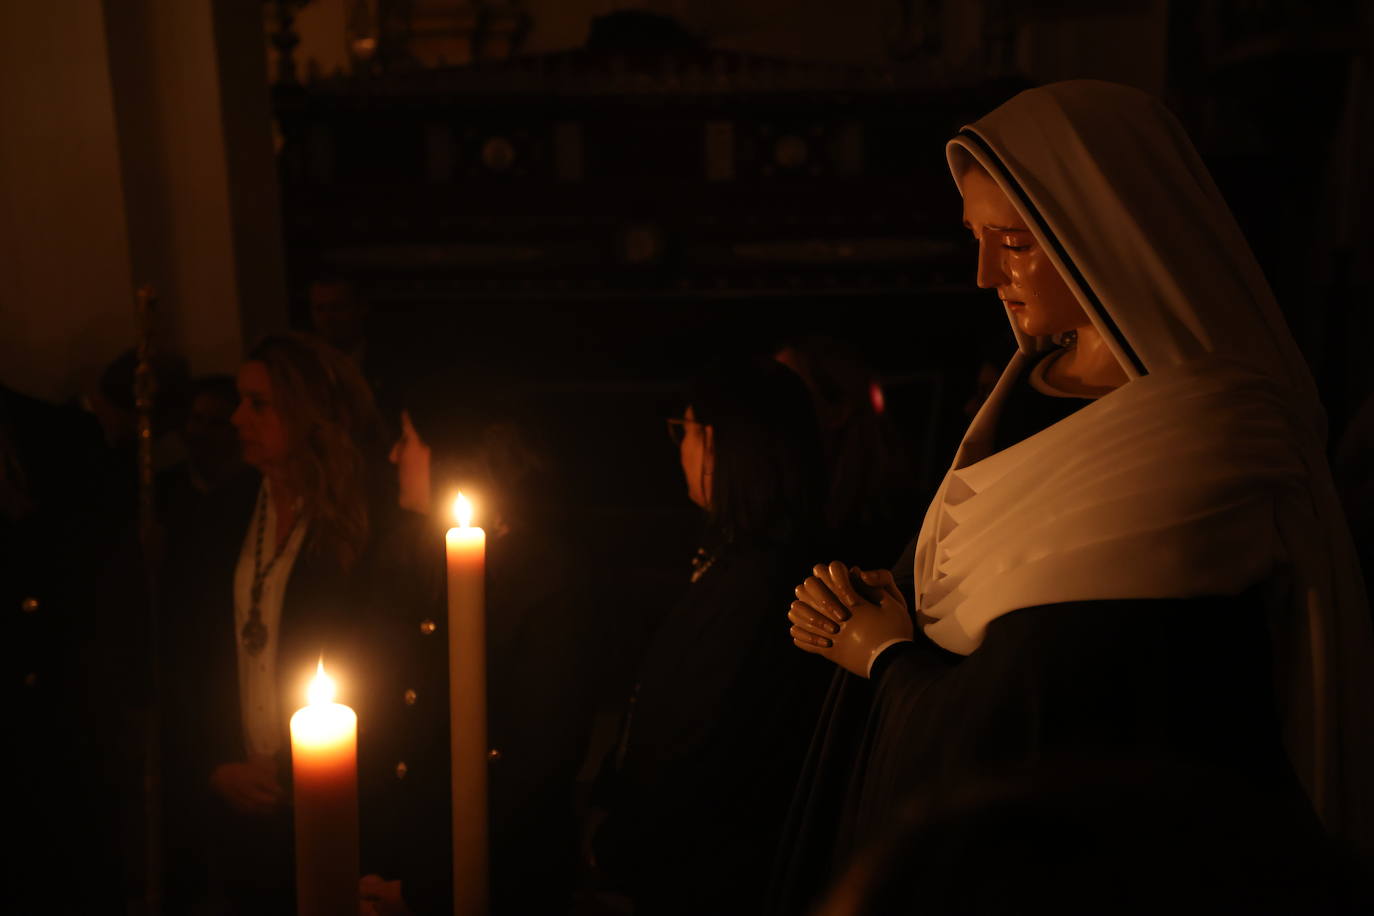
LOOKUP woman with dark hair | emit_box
[587,356,832,916]
[159,332,389,915]
[362,376,595,915]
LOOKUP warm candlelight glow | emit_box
[290,657,359,916]
[294,659,353,747]
[307,657,335,705]
[454,491,473,528]
[445,487,488,914]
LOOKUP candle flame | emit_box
[307,656,336,706]
[453,491,472,528]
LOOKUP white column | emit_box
[0,0,288,404]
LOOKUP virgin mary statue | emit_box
[779,80,1374,912]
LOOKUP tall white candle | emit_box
[446,492,487,916]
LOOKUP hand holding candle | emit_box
[446,492,488,916]
[290,658,360,916]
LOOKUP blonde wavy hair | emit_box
[247,333,382,572]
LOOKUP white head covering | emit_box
[915,80,1373,858]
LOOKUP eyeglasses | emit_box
[665,417,702,446]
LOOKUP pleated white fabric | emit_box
[918,80,1374,859]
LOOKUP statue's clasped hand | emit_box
[788,561,913,678]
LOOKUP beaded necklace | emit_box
[241,486,301,656]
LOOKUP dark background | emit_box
[267,1,1374,610]
[6,3,1374,911]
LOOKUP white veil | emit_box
[915,80,1373,860]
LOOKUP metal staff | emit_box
[133,284,165,913]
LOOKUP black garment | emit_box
[822,753,1354,914]
[769,594,1316,915]
[5,387,123,915]
[767,355,1319,914]
[990,347,1092,453]
[593,536,832,916]
[158,471,389,914]
[357,512,448,913]
[361,511,599,915]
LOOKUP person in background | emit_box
[308,275,368,360]
[775,335,920,569]
[86,347,191,523]
[87,371,247,906]
[182,375,244,493]
[307,273,405,430]
[157,374,244,517]
[5,383,123,914]
[586,356,832,916]
[961,340,1009,421]
[159,332,390,915]
[363,375,596,916]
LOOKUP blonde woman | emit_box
[159,332,389,915]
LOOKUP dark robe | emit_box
[592,534,832,916]
[769,592,1323,912]
[5,386,124,914]
[159,471,388,914]
[360,510,600,915]
[768,355,1324,914]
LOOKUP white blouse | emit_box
[232,479,308,758]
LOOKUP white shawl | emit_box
[918,80,1374,858]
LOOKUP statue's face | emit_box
[960,166,1089,338]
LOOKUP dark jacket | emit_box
[593,535,832,916]
[5,386,123,914]
[360,510,599,915]
[158,470,391,910]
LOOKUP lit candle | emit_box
[446,492,487,916]
[289,658,359,916]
